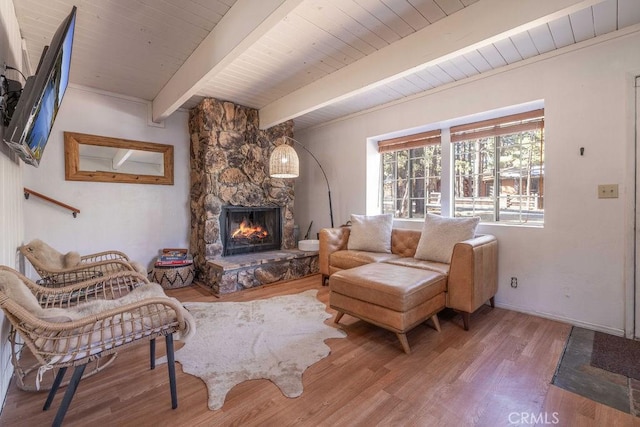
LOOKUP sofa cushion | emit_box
[347,214,393,253]
[384,257,450,276]
[330,250,401,270]
[414,214,480,263]
[390,228,422,257]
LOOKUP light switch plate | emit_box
[598,184,618,199]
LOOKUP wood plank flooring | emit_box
[1,274,639,426]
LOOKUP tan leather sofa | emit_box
[319,227,498,330]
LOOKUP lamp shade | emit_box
[269,144,299,178]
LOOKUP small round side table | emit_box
[149,263,195,289]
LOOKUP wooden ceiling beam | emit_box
[151,0,304,123]
[258,0,602,129]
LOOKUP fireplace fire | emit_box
[231,219,269,242]
[221,206,282,256]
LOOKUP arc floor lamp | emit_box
[269,136,334,228]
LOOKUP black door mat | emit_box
[552,327,639,417]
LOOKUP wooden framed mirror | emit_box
[64,132,174,185]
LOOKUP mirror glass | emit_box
[65,132,174,185]
[79,145,165,176]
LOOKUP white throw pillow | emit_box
[347,214,393,253]
[414,214,480,263]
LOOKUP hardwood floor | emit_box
[1,274,638,426]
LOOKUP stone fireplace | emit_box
[189,98,318,294]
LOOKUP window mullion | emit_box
[394,152,399,215]
[520,133,526,222]
[494,136,500,221]
[408,153,413,218]
[440,128,452,217]
[424,151,428,216]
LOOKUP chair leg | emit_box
[490,297,495,308]
[43,367,67,411]
[52,364,86,427]
[334,311,344,324]
[165,334,178,409]
[150,338,156,370]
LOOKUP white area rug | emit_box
[157,289,346,410]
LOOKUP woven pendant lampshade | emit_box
[269,144,299,178]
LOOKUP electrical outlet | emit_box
[598,184,618,199]
[510,277,518,288]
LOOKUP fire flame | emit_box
[231,219,268,241]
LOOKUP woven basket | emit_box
[149,264,195,289]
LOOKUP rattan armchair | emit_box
[1,266,152,393]
[0,266,194,427]
[19,239,147,287]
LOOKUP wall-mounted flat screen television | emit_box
[3,6,76,167]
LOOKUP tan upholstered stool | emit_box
[330,263,446,354]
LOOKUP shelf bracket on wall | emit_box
[24,187,81,218]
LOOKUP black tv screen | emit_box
[3,6,76,167]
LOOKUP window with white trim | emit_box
[380,109,544,225]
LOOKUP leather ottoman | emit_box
[329,263,446,354]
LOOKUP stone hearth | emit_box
[207,249,319,294]
[189,98,318,294]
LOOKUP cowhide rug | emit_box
[157,289,346,410]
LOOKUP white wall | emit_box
[295,27,640,336]
[22,86,190,273]
[0,0,24,410]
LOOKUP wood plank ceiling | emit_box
[11,0,640,131]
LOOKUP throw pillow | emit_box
[347,214,393,253]
[414,214,480,263]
